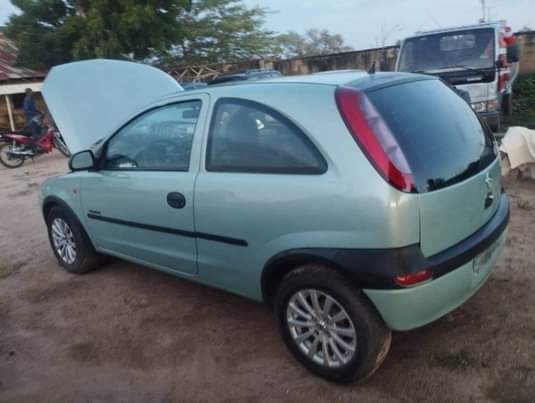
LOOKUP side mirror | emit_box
[69,150,95,171]
[507,43,520,64]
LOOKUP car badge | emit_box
[484,172,494,191]
[484,173,495,209]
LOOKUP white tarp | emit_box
[500,126,535,178]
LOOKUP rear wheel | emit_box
[46,206,102,274]
[274,265,391,383]
[0,143,25,168]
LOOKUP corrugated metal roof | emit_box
[0,33,44,82]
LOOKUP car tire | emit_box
[274,265,391,383]
[46,206,102,274]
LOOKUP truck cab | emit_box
[396,21,520,132]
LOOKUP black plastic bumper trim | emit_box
[262,194,510,291]
[426,193,509,278]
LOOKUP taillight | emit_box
[394,270,432,287]
[335,87,415,192]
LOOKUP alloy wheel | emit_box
[51,218,77,264]
[286,289,357,368]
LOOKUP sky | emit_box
[1,0,533,50]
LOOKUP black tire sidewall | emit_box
[0,143,25,168]
[46,206,95,274]
[274,266,390,383]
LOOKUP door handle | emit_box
[167,192,186,209]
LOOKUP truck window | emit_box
[398,28,495,73]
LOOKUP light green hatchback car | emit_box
[40,60,509,382]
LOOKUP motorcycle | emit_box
[0,116,70,169]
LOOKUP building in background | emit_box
[0,33,45,132]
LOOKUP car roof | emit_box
[164,71,430,99]
[208,70,281,85]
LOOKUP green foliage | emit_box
[507,74,535,127]
[278,29,354,58]
[4,0,354,68]
[4,0,191,69]
[161,0,280,65]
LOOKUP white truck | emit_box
[396,21,520,132]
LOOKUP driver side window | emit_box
[105,100,201,171]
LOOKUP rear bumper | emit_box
[363,194,509,331]
[364,230,506,331]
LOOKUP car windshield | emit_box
[398,28,495,73]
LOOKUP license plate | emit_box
[473,235,503,275]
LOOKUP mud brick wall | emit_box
[267,31,535,76]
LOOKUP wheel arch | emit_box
[42,195,96,248]
[261,250,358,307]
[260,244,431,307]
[43,195,76,220]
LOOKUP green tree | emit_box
[4,0,282,69]
[278,29,353,58]
[165,0,280,64]
[4,0,191,70]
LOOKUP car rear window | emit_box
[365,79,496,192]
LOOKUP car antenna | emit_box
[368,60,376,74]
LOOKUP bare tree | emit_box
[371,22,402,71]
[278,29,353,58]
[373,23,402,48]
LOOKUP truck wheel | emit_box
[274,265,391,383]
[46,206,102,274]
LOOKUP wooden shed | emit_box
[0,33,45,132]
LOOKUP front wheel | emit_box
[0,143,25,168]
[274,265,391,383]
[46,206,102,274]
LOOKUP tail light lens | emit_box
[335,87,415,192]
[394,270,432,287]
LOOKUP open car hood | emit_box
[42,59,182,154]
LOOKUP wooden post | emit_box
[5,95,15,131]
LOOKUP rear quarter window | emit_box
[206,98,327,174]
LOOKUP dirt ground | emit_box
[0,152,534,403]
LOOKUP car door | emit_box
[194,97,330,298]
[80,97,207,275]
